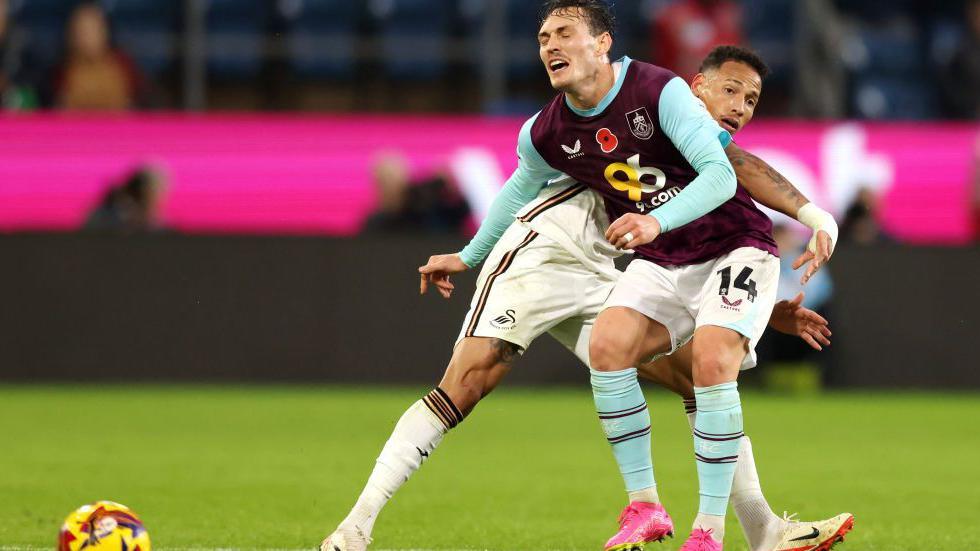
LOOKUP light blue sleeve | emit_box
[650,77,736,232]
[458,113,562,267]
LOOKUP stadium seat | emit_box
[833,0,921,22]
[7,0,75,27]
[374,0,452,80]
[928,19,963,68]
[853,76,936,119]
[280,0,360,79]
[205,0,272,79]
[742,0,795,88]
[853,25,924,77]
[608,0,649,60]
[454,0,487,75]
[102,0,180,75]
[506,0,542,79]
[7,0,75,69]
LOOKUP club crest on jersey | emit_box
[626,107,654,140]
[561,139,583,159]
[596,128,618,153]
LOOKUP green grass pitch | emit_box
[1,385,978,550]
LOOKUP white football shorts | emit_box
[456,221,618,367]
[603,247,780,370]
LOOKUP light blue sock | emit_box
[590,368,655,492]
[693,382,743,516]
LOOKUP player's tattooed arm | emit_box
[725,142,809,217]
[726,142,838,284]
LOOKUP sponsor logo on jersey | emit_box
[490,309,518,330]
[721,295,743,311]
[596,128,619,153]
[603,154,667,201]
[626,107,654,139]
[633,187,682,213]
[561,139,584,159]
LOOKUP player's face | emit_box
[692,61,762,135]
[538,9,610,92]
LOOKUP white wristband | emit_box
[796,202,838,254]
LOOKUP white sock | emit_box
[628,486,660,504]
[341,399,451,535]
[693,512,726,542]
[730,436,783,550]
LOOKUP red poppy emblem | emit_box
[596,128,618,153]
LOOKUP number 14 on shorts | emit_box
[717,266,758,303]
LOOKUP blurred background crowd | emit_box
[1,0,979,117]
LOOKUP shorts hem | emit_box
[454,330,532,353]
[600,302,680,356]
[704,321,756,341]
[693,322,759,371]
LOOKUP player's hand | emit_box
[768,292,832,350]
[606,213,662,250]
[792,229,833,285]
[418,253,469,299]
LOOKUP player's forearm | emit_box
[654,77,738,232]
[725,144,838,251]
[458,175,543,267]
[651,157,736,232]
[726,142,809,218]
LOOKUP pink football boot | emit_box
[679,528,723,551]
[603,502,674,551]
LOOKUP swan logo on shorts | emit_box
[490,309,518,330]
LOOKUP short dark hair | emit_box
[699,45,770,79]
[538,0,616,38]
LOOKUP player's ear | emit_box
[595,31,612,57]
[691,73,707,96]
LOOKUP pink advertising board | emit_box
[0,114,976,243]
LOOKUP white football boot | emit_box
[320,524,372,551]
[766,512,854,551]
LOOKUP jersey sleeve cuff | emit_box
[457,250,477,268]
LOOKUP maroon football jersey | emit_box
[529,57,778,266]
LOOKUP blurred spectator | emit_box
[85,166,168,233]
[940,0,980,118]
[0,0,39,109]
[51,2,146,111]
[362,152,471,234]
[839,187,893,245]
[651,0,743,81]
